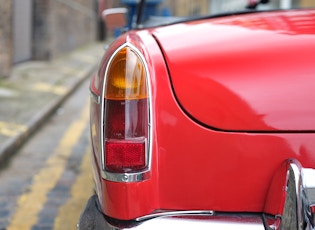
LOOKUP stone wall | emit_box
[0,0,12,77]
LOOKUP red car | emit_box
[79,1,315,229]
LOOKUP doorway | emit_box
[13,0,33,63]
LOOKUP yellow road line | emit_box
[53,147,94,230]
[0,121,27,137]
[59,66,81,76]
[32,82,67,95]
[7,98,90,230]
[76,54,97,64]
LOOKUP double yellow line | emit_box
[7,99,93,230]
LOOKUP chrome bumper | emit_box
[78,159,315,230]
[78,196,265,230]
[115,214,266,230]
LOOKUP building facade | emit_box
[0,0,98,78]
[0,0,13,78]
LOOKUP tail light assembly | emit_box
[101,43,152,182]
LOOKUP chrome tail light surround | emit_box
[100,43,152,183]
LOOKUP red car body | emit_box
[79,8,315,230]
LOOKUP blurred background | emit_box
[1,0,315,78]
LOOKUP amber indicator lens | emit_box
[105,47,147,100]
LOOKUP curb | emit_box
[0,63,97,166]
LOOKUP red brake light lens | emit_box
[103,45,149,174]
[105,139,146,172]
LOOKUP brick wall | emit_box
[301,0,315,6]
[33,0,97,60]
[0,0,12,77]
[1,0,97,77]
[162,0,209,17]
[50,0,97,58]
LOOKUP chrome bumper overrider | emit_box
[263,159,315,230]
[78,159,315,230]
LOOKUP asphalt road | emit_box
[0,78,94,230]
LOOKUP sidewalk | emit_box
[0,42,106,165]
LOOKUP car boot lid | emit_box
[152,10,315,132]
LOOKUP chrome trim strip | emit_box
[100,42,153,182]
[89,88,100,104]
[135,210,214,221]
